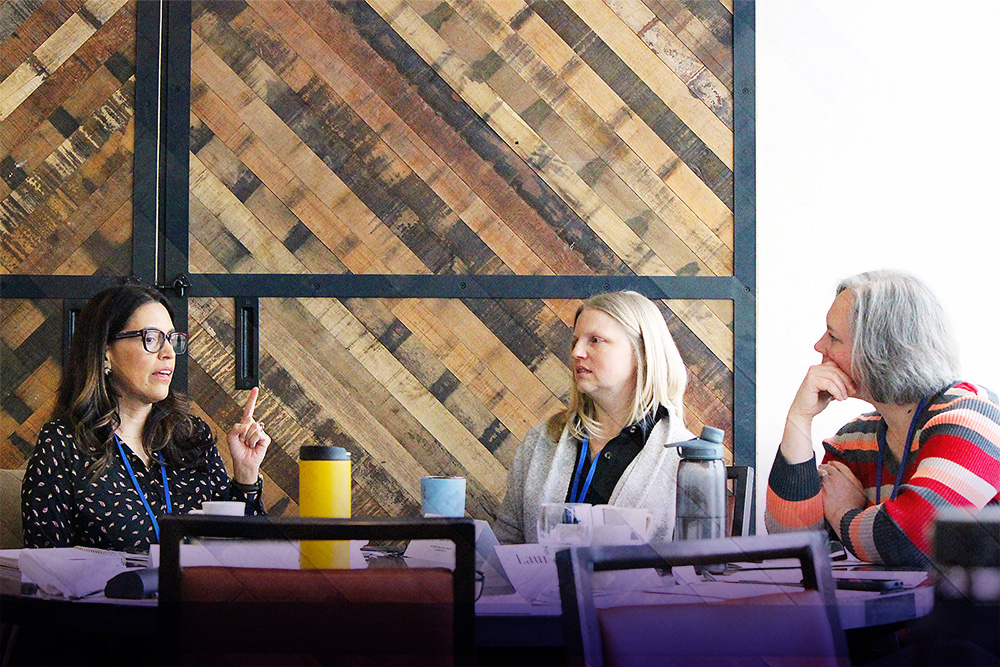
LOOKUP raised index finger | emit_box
[242,386,259,422]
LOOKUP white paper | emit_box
[19,548,128,599]
[403,539,456,568]
[474,520,515,595]
[0,548,22,570]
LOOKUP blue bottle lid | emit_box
[679,426,725,460]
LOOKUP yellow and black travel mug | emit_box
[299,444,351,568]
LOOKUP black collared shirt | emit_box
[565,405,668,505]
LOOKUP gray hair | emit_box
[837,270,959,404]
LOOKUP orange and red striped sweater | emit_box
[766,382,1000,566]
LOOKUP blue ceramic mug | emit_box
[420,476,466,517]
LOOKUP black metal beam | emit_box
[0,275,124,299]
[185,273,753,303]
[733,0,757,528]
[734,0,757,297]
[158,0,193,393]
[1,273,753,306]
[133,0,164,286]
[162,0,191,289]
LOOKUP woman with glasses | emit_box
[21,284,271,552]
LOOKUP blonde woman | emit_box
[495,291,694,544]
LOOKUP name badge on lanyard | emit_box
[115,435,172,541]
[569,437,600,504]
[875,396,929,504]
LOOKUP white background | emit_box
[755,1,1000,530]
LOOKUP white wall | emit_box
[756,0,1000,530]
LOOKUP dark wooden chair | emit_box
[158,515,476,666]
[557,532,847,667]
[727,465,755,537]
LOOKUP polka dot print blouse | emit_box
[21,417,264,552]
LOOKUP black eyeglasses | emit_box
[475,570,485,601]
[110,329,188,354]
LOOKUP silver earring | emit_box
[104,367,111,376]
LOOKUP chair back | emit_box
[0,469,25,550]
[158,515,476,666]
[557,532,847,667]
[915,506,1000,663]
[726,465,755,537]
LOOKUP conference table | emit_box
[475,557,933,665]
[1,547,933,666]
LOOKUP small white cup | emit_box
[200,500,246,516]
[594,506,653,543]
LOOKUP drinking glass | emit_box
[536,503,593,551]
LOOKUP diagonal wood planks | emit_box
[2,1,738,525]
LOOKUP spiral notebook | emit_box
[0,547,149,571]
[71,546,150,568]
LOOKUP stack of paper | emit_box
[19,548,129,599]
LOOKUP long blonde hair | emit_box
[548,291,687,441]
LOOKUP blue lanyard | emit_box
[875,396,929,504]
[115,435,171,541]
[569,437,600,503]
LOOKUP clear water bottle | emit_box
[674,426,726,542]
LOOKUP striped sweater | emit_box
[766,382,1000,567]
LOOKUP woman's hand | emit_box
[820,461,867,536]
[789,361,856,421]
[227,387,271,485]
[780,361,857,464]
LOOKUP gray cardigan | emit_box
[494,406,695,544]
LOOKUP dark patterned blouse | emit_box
[21,417,264,552]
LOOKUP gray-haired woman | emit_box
[766,270,1000,566]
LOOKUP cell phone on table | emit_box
[835,577,904,592]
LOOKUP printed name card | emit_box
[402,539,456,568]
[495,543,669,606]
[494,543,560,603]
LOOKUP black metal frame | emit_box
[158,514,476,665]
[556,532,844,667]
[0,1,757,484]
[727,464,755,537]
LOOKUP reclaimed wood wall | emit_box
[2,0,737,524]
[0,0,134,276]
[1,0,135,464]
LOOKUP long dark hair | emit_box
[56,284,206,476]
